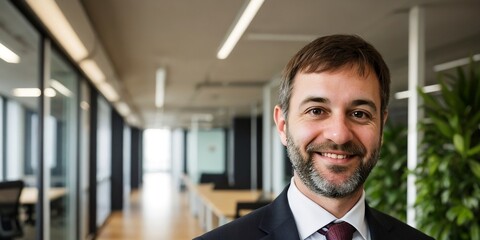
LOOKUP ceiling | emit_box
[78,0,480,129]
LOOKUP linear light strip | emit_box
[12,88,56,97]
[0,42,20,63]
[98,82,119,102]
[79,60,106,84]
[50,79,72,97]
[26,0,113,99]
[26,0,88,62]
[433,53,480,72]
[394,84,441,99]
[217,0,264,59]
[155,68,166,108]
[116,102,131,116]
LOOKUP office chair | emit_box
[0,180,24,239]
[199,173,232,189]
[234,200,271,218]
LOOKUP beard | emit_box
[286,131,380,199]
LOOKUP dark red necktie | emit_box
[318,221,356,240]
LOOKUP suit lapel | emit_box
[258,185,300,240]
[257,187,399,240]
[365,204,393,239]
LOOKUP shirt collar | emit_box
[287,178,369,240]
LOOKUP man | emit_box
[194,34,432,240]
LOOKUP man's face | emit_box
[274,66,386,198]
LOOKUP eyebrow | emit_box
[299,97,377,113]
[299,97,330,107]
[352,99,378,113]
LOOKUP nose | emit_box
[322,115,353,145]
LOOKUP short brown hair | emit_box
[279,34,390,119]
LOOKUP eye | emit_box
[305,107,326,117]
[351,111,372,121]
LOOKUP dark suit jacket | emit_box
[194,186,433,240]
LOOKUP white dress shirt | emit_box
[287,178,370,240]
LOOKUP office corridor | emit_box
[96,172,203,240]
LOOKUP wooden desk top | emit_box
[189,183,264,219]
[182,174,273,218]
[20,187,67,205]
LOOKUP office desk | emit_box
[20,187,66,205]
[183,176,265,231]
[20,187,67,224]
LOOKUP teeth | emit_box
[322,153,348,159]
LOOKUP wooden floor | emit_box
[96,172,204,240]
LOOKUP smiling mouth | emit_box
[320,152,351,159]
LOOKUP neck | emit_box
[293,174,363,218]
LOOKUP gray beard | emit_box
[286,133,380,199]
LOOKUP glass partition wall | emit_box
[45,47,78,239]
[1,1,140,239]
[1,1,80,239]
[0,1,40,239]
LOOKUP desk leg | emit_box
[198,202,206,230]
[23,204,35,225]
[205,208,213,231]
[189,192,197,217]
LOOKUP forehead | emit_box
[290,67,381,107]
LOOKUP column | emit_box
[407,5,425,227]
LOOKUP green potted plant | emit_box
[365,122,408,222]
[415,60,480,239]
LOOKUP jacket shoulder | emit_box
[367,207,434,240]
[193,205,268,240]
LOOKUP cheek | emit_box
[356,128,382,150]
[289,122,320,147]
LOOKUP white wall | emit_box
[187,128,226,183]
[171,128,185,189]
[6,101,24,180]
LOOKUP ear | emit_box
[381,110,389,144]
[382,110,388,125]
[273,105,288,146]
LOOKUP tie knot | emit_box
[319,221,356,240]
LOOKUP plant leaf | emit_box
[431,116,453,138]
[446,205,474,225]
[471,224,480,240]
[448,115,460,132]
[453,134,465,154]
[418,87,443,112]
[457,206,474,225]
[428,155,440,175]
[468,160,480,179]
[468,144,480,157]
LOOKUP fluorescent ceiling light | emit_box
[98,82,119,102]
[395,84,441,100]
[127,115,139,126]
[433,54,480,72]
[50,79,72,97]
[155,68,166,108]
[80,101,90,110]
[44,88,56,97]
[0,42,20,63]
[26,0,88,61]
[12,88,56,97]
[80,60,105,84]
[116,102,131,116]
[217,0,264,59]
[12,88,40,97]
